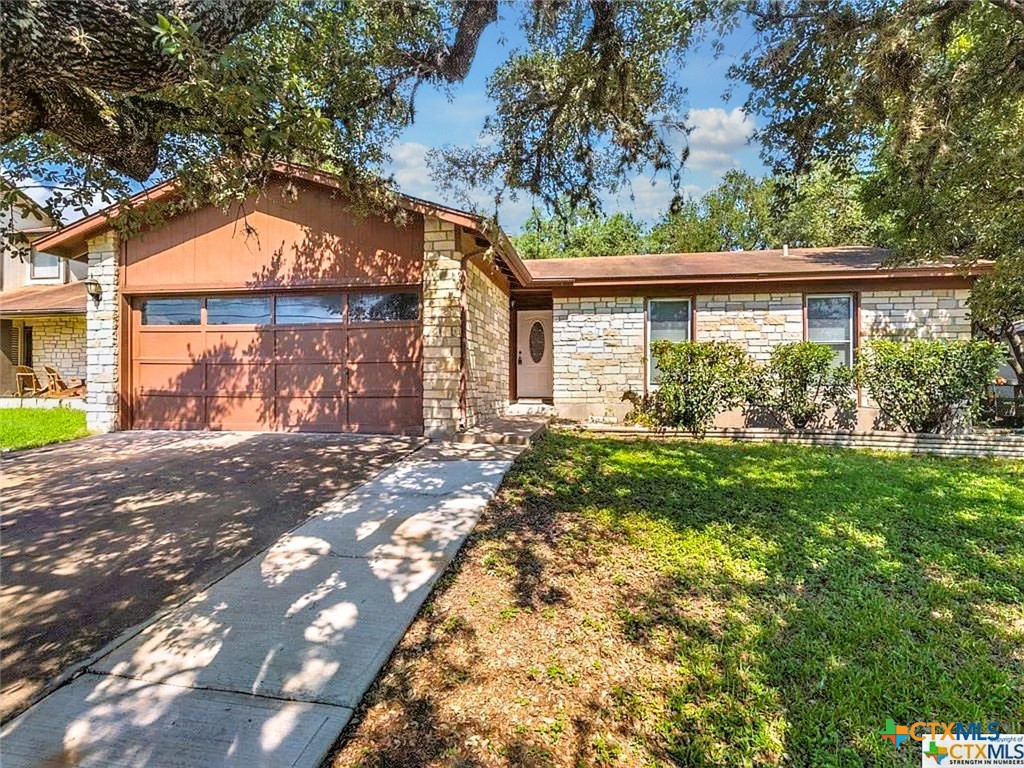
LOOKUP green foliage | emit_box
[626,341,754,436]
[4,1,730,226]
[858,339,1005,433]
[748,342,856,430]
[968,253,1024,377]
[516,162,884,257]
[735,2,1024,373]
[514,205,647,259]
[647,170,776,252]
[774,163,889,248]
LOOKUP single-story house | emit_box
[32,164,985,436]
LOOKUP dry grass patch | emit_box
[329,486,704,767]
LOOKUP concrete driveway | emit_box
[0,430,422,721]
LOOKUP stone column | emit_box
[421,217,462,438]
[85,232,120,432]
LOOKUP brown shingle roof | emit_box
[0,282,87,315]
[522,246,984,286]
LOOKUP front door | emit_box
[516,310,553,399]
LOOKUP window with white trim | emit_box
[806,294,854,367]
[647,298,691,385]
[30,251,61,280]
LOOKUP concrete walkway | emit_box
[0,427,542,767]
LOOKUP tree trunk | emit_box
[1,0,274,178]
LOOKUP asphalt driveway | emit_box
[0,430,422,722]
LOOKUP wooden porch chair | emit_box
[15,365,46,396]
[43,365,85,397]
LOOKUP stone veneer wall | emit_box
[464,260,509,424]
[861,288,972,340]
[15,315,86,382]
[695,292,804,362]
[85,232,120,432]
[421,217,462,437]
[552,296,644,423]
[550,287,974,425]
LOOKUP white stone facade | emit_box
[696,292,804,363]
[861,288,972,340]
[550,287,974,423]
[464,260,509,424]
[9,315,86,383]
[85,232,120,432]
[421,217,462,437]
[552,296,644,423]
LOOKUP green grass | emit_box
[0,408,89,451]
[504,432,1024,767]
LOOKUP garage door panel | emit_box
[347,328,420,363]
[277,396,347,430]
[206,362,275,394]
[132,292,423,434]
[205,330,274,359]
[135,362,205,393]
[347,396,422,434]
[275,328,345,361]
[137,331,203,360]
[276,363,346,396]
[206,395,273,430]
[347,362,420,396]
[133,394,206,430]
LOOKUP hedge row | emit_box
[624,339,1005,437]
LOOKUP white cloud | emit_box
[386,142,436,200]
[685,107,756,174]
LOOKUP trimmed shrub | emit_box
[858,339,1006,433]
[625,341,754,436]
[748,341,856,430]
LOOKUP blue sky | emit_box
[388,10,767,233]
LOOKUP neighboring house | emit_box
[32,164,985,435]
[0,189,88,394]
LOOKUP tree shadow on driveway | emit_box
[0,430,422,721]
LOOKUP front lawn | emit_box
[330,432,1023,768]
[0,408,89,451]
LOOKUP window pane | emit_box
[276,294,343,324]
[650,300,691,341]
[807,296,852,342]
[208,296,271,325]
[31,251,60,278]
[827,342,852,368]
[649,300,690,384]
[141,298,201,325]
[349,292,419,322]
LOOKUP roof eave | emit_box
[526,265,988,288]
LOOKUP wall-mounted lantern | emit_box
[82,278,102,305]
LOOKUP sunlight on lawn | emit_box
[0,408,89,451]
[513,434,1024,766]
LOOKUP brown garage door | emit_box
[129,291,422,434]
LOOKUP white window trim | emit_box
[29,249,63,282]
[647,297,692,387]
[805,293,855,367]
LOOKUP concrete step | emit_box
[454,415,549,446]
[506,401,557,417]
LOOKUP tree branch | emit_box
[403,0,498,83]
[1,0,274,178]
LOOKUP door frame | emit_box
[514,309,554,401]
